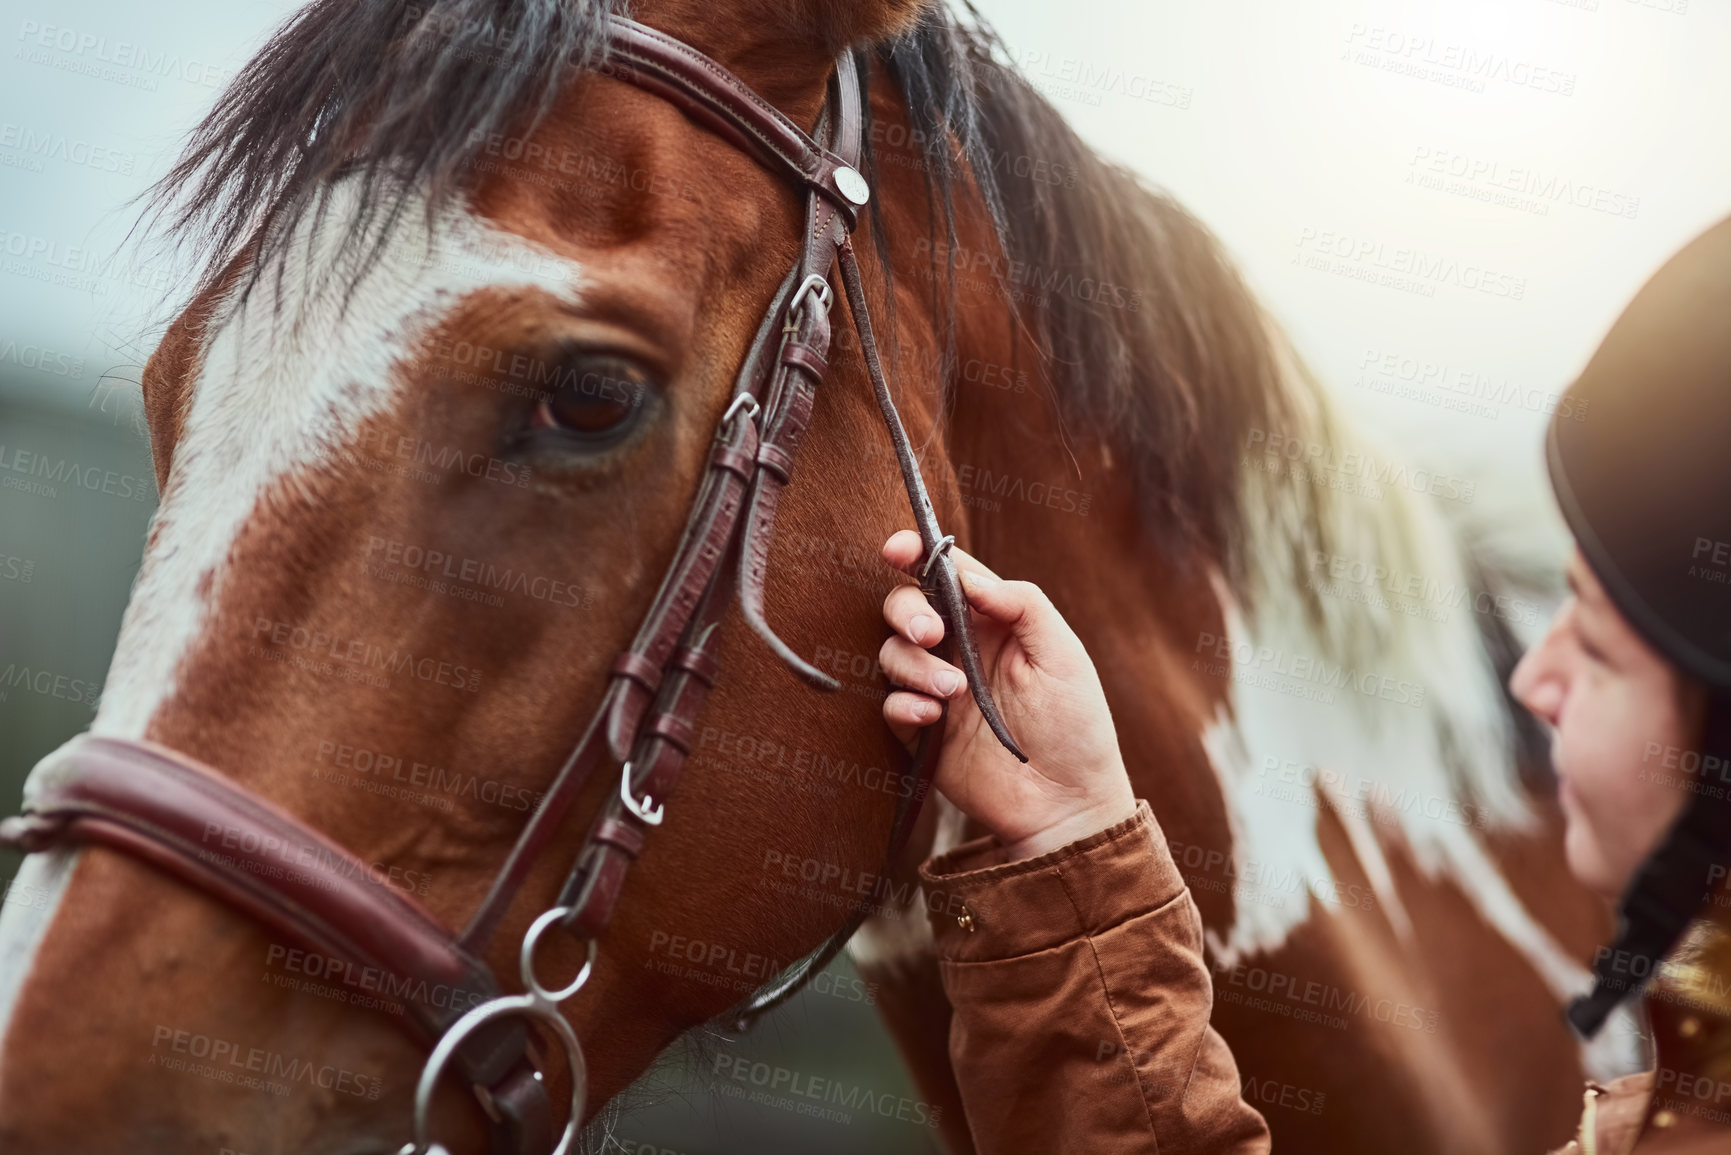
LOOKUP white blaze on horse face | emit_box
[0,179,584,1063]
[0,848,79,1083]
[93,182,583,740]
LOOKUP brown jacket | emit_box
[920,800,1731,1154]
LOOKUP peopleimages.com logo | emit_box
[15,20,230,89]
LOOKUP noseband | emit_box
[0,15,1025,1155]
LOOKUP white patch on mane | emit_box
[0,179,584,1072]
[1200,348,1642,1078]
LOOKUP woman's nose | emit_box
[1510,635,1564,727]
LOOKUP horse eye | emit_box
[531,358,652,438]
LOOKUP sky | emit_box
[969,0,1731,501]
[0,0,301,412]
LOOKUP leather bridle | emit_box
[0,14,1025,1155]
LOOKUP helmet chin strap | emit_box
[1568,691,1731,1038]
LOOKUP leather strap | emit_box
[545,49,873,948]
[735,204,846,687]
[0,736,550,1155]
[729,555,955,1025]
[600,18,867,227]
[559,612,732,941]
[456,267,802,955]
[462,47,873,956]
[834,239,1027,761]
[522,32,1027,1029]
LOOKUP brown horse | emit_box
[0,0,1623,1152]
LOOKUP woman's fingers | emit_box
[880,529,1001,585]
[880,531,968,751]
[881,528,1051,638]
[883,689,943,748]
[884,691,941,725]
[880,529,1014,646]
[883,583,945,648]
[880,633,967,700]
[958,570,1061,664]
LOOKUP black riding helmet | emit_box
[1545,212,1731,1037]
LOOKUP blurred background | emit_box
[1,0,1727,1150]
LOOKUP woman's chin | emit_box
[1561,824,1622,900]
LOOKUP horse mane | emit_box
[880,10,1306,596]
[144,0,1293,594]
[144,0,625,300]
[901,14,1548,695]
[890,13,1569,980]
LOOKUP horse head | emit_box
[0,1,1006,1150]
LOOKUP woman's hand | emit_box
[878,530,1136,862]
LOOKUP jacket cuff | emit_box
[917,799,1185,964]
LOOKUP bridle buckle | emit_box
[787,273,833,322]
[620,762,665,826]
[919,534,957,582]
[721,392,760,431]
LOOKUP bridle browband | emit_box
[0,15,1026,1155]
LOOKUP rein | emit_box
[0,15,1025,1155]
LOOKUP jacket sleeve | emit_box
[919,799,1271,1155]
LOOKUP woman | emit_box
[880,214,1731,1154]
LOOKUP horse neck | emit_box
[911,261,1238,928]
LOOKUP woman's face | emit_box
[1511,549,1708,898]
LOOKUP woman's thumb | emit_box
[960,569,1051,661]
